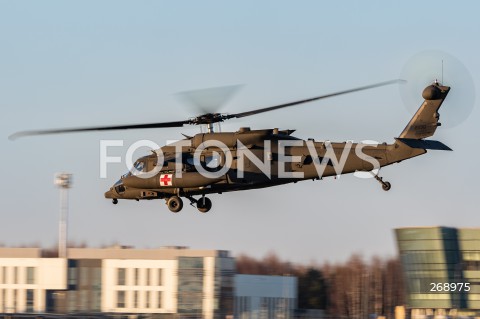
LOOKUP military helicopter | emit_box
[10,80,451,213]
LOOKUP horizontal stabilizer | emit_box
[395,138,452,151]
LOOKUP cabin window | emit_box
[303,155,313,165]
[205,154,221,169]
[185,154,222,172]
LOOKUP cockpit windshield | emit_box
[121,161,145,179]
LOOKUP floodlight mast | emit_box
[54,173,72,258]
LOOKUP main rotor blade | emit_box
[9,79,405,140]
[228,79,405,119]
[9,120,189,140]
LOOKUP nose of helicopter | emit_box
[104,188,115,199]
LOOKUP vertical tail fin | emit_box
[399,82,450,139]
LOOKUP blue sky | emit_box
[1,1,479,262]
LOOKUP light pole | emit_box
[54,173,72,258]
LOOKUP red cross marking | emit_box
[160,174,172,186]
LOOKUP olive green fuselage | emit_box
[105,129,424,201]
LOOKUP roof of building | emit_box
[0,247,41,258]
[0,246,230,260]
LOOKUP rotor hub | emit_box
[189,113,229,125]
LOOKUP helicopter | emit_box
[10,79,451,213]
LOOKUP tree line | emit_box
[235,252,405,319]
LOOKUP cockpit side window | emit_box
[131,161,145,176]
[186,157,197,166]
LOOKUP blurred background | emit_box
[0,1,479,318]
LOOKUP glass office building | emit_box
[396,227,480,311]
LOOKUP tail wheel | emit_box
[382,182,391,191]
[167,196,183,213]
[197,197,212,213]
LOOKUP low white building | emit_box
[0,248,67,313]
[0,246,235,319]
[234,274,297,319]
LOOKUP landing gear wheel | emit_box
[197,197,212,213]
[167,196,183,213]
[382,181,391,191]
[371,173,391,192]
[112,199,118,205]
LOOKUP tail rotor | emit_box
[399,50,475,128]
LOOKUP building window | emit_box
[0,267,5,284]
[13,267,18,284]
[1,289,5,312]
[177,257,204,314]
[133,291,138,308]
[26,289,34,312]
[146,291,150,308]
[116,291,125,308]
[80,268,89,286]
[26,267,35,285]
[134,268,139,286]
[68,291,77,313]
[117,268,126,286]
[68,260,78,289]
[157,291,162,309]
[13,289,17,311]
[146,268,151,286]
[158,269,163,286]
